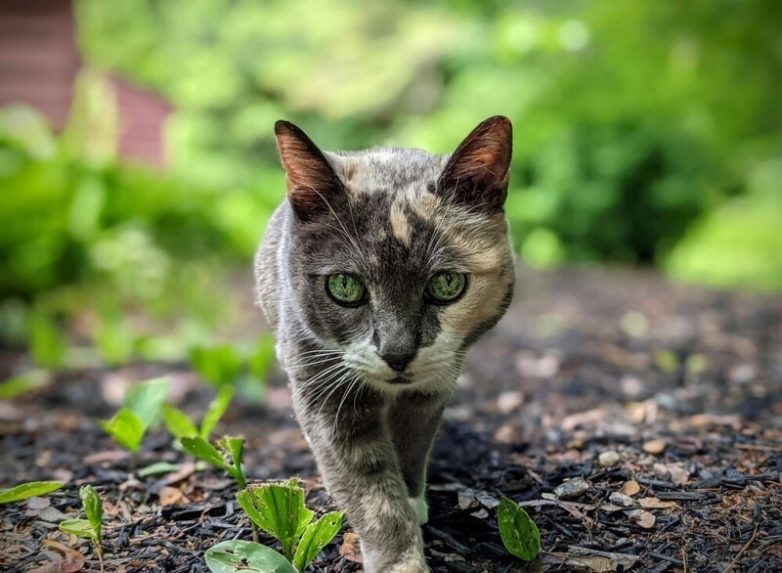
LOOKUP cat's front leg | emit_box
[292,387,428,573]
[389,391,448,525]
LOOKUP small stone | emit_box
[553,477,590,500]
[619,480,641,497]
[457,488,476,510]
[598,451,621,468]
[628,509,656,528]
[497,391,524,413]
[609,492,637,507]
[642,439,667,454]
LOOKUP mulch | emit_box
[1,266,781,572]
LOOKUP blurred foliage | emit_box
[1,0,781,376]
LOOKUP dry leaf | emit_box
[639,497,678,510]
[41,540,85,573]
[164,462,197,485]
[628,509,656,528]
[642,439,667,454]
[619,480,641,496]
[159,486,186,506]
[339,532,363,563]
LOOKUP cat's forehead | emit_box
[327,147,448,193]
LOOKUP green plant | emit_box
[180,435,247,488]
[0,480,64,504]
[163,385,234,440]
[59,485,104,570]
[189,345,244,387]
[204,479,343,573]
[498,496,541,562]
[100,377,169,455]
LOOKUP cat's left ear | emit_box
[274,120,345,222]
[437,116,512,210]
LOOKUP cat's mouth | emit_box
[387,374,412,385]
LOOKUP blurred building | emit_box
[0,0,171,166]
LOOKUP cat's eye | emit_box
[426,271,467,304]
[326,273,367,306]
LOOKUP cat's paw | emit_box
[408,496,429,525]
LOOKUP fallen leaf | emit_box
[628,509,656,528]
[159,486,186,506]
[619,480,641,497]
[638,497,678,510]
[653,463,689,485]
[642,439,667,454]
[164,462,197,485]
[41,540,85,573]
[339,532,363,563]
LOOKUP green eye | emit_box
[426,271,467,303]
[326,274,366,306]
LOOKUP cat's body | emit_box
[255,117,514,572]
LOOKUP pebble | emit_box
[599,451,621,467]
[554,477,590,499]
[642,439,667,454]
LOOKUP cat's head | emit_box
[274,117,514,393]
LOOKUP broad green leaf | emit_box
[292,511,344,572]
[123,377,169,429]
[0,481,64,504]
[200,386,234,439]
[0,370,49,399]
[236,481,314,560]
[101,409,145,453]
[80,485,103,543]
[138,461,181,478]
[204,540,295,573]
[59,518,98,542]
[498,497,541,561]
[163,404,198,439]
[29,311,66,369]
[189,345,243,387]
[180,436,227,470]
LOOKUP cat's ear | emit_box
[274,120,345,221]
[437,116,512,210]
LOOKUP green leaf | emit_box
[189,345,243,387]
[0,370,49,399]
[498,497,541,562]
[180,436,227,470]
[79,485,103,543]
[138,461,181,478]
[204,540,295,573]
[101,408,145,453]
[236,481,314,561]
[123,377,170,429]
[292,511,344,572]
[221,435,246,488]
[163,404,199,439]
[0,481,64,504]
[59,518,98,542]
[200,385,234,439]
[28,311,66,369]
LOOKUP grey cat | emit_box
[255,116,515,572]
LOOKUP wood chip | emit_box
[638,497,679,510]
[159,486,187,506]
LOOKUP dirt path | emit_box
[2,267,781,572]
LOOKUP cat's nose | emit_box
[381,352,415,373]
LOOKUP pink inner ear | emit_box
[439,116,512,207]
[274,121,344,217]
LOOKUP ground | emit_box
[1,267,781,572]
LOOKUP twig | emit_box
[724,524,759,573]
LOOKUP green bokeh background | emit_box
[1,0,781,369]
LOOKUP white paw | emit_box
[388,558,430,573]
[408,496,429,525]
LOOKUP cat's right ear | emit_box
[274,120,345,221]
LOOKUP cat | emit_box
[255,116,515,572]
